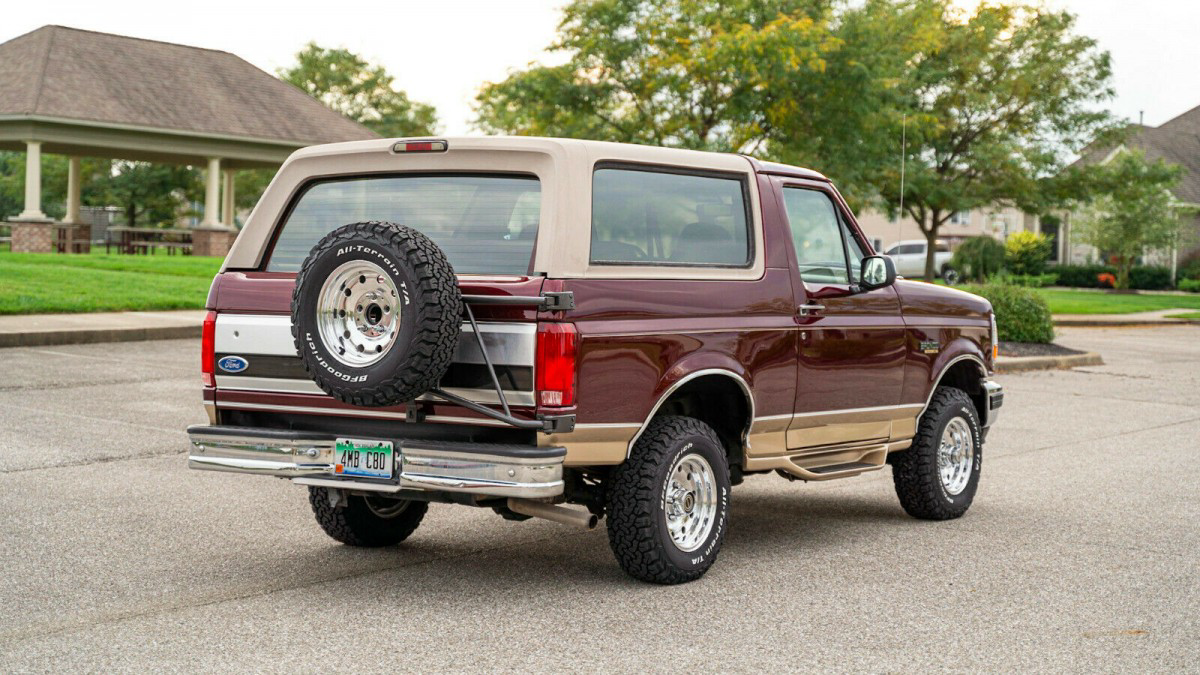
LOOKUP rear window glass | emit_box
[268,174,540,274]
[590,167,750,266]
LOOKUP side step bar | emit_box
[808,461,879,475]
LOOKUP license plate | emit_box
[333,438,395,479]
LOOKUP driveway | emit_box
[1,327,1197,671]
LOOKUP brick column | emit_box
[192,227,237,257]
[10,221,56,253]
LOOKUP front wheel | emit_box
[606,416,731,584]
[891,387,982,520]
[308,487,428,547]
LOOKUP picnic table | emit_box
[106,226,194,255]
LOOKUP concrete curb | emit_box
[995,351,1104,374]
[0,324,200,349]
[0,310,207,349]
[1054,318,1200,327]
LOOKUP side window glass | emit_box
[591,168,750,266]
[781,188,849,285]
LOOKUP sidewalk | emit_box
[0,310,207,348]
[1053,309,1200,327]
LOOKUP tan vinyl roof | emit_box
[0,25,376,146]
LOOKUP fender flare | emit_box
[920,352,988,420]
[626,367,755,458]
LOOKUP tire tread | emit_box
[891,386,981,520]
[606,415,728,584]
[290,221,462,407]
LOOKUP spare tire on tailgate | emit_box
[291,221,462,407]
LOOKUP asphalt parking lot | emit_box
[1,326,1197,671]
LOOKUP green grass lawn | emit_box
[0,251,223,314]
[1031,288,1200,315]
[1166,311,1200,319]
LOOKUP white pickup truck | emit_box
[883,240,959,283]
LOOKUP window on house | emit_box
[590,166,751,266]
[949,211,971,226]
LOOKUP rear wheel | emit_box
[308,487,428,547]
[606,416,731,584]
[941,265,960,285]
[891,387,982,520]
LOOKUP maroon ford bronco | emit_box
[189,137,1003,584]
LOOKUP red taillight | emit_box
[536,322,578,407]
[201,310,216,387]
[391,140,448,153]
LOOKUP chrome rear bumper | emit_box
[186,425,564,498]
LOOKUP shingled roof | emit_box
[0,25,376,165]
[1076,105,1200,205]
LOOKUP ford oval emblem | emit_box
[217,356,249,373]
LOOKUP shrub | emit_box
[1054,264,1175,290]
[1004,231,1052,275]
[1053,263,1110,288]
[1128,266,1172,290]
[1180,278,1200,293]
[963,284,1055,344]
[1180,252,1200,281]
[952,236,1006,282]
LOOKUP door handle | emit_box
[798,303,825,316]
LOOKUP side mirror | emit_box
[859,255,896,290]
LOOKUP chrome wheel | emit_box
[938,417,974,495]
[663,452,718,552]
[316,260,401,367]
[364,496,411,519]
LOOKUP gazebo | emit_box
[0,25,377,255]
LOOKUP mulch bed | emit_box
[998,341,1086,358]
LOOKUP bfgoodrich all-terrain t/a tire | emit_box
[891,386,982,520]
[606,416,731,585]
[291,221,462,407]
[308,487,428,547]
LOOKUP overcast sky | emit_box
[4,0,1198,134]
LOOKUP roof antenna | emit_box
[897,113,906,247]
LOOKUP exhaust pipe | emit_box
[507,498,598,530]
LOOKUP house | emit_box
[1061,104,1200,268]
[855,206,1051,260]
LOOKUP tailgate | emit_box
[208,273,544,422]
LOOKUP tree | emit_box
[1073,151,1190,290]
[280,43,437,137]
[99,161,201,229]
[475,0,839,152]
[476,1,1120,278]
[474,0,944,210]
[878,3,1119,279]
